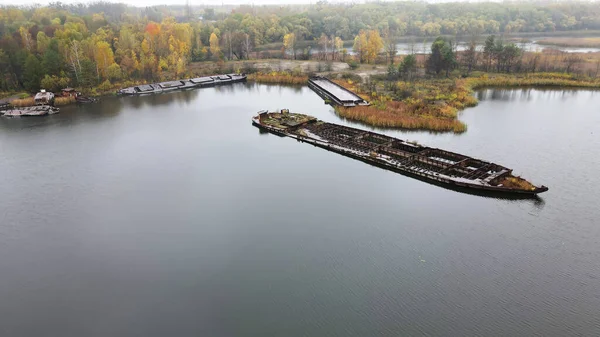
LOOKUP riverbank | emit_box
[536,37,600,48]
[330,73,600,133]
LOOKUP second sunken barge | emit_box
[252,110,548,196]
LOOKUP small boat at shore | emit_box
[117,73,246,96]
[252,110,549,197]
[2,105,59,117]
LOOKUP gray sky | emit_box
[7,0,353,6]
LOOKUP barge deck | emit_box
[252,110,548,197]
[308,76,369,107]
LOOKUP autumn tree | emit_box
[93,41,115,79]
[365,30,383,64]
[353,30,382,64]
[19,26,34,53]
[283,32,297,59]
[209,32,221,60]
[334,36,343,61]
[353,30,368,63]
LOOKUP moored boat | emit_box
[252,110,548,197]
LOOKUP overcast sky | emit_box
[7,0,354,6]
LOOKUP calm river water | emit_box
[0,84,599,336]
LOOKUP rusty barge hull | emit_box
[308,76,370,107]
[252,111,548,197]
[117,73,247,96]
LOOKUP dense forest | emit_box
[1,1,600,92]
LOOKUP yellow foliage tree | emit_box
[94,41,116,79]
[209,32,220,59]
[366,30,383,64]
[353,30,383,64]
[19,26,33,52]
[283,32,296,59]
[334,36,343,60]
[353,30,368,63]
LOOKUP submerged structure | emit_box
[2,105,59,117]
[252,110,548,196]
[308,76,369,107]
[117,73,246,96]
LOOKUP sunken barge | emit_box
[308,76,369,107]
[1,105,59,117]
[117,73,246,96]
[252,110,548,196]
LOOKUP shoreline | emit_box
[4,69,600,134]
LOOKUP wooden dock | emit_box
[308,76,369,107]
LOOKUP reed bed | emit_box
[54,96,76,106]
[333,79,472,133]
[336,104,467,133]
[248,71,308,85]
[536,37,600,48]
[464,73,600,90]
[9,97,35,107]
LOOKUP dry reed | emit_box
[248,71,308,85]
[9,97,35,107]
[55,96,76,106]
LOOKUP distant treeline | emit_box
[1,1,600,92]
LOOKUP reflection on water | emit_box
[475,87,600,102]
[344,41,600,55]
[0,84,599,337]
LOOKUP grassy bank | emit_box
[332,73,600,133]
